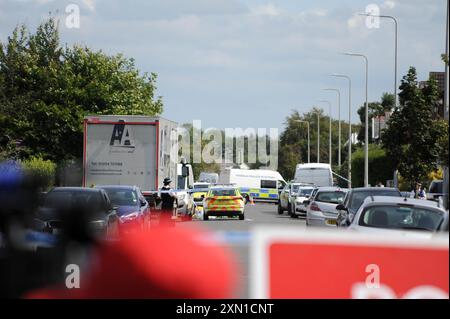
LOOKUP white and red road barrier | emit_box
[250,227,449,299]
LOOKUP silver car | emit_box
[305,187,348,227]
[292,186,316,218]
[347,196,448,238]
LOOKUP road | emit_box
[177,202,307,298]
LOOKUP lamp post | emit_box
[323,88,341,167]
[316,112,320,163]
[359,13,398,108]
[317,100,332,166]
[330,74,352,188]
[344,52,369,187]
[295,120,310,163]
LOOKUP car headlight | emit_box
[120,212,139,223]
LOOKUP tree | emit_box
[0,18,163,163]
[278,109,358,180]
[381,92,395,112]
[382,67,447,188]
[356,102,383,144]
[351,145,395,187]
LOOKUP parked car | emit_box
[291,186,316,218]
[34,187,120,240]
[305,187,348,227]
[347,196,448,238]
[427,180,444,201]
[336,187,402,227]
[278,182,314,215]
[95,185,151,232]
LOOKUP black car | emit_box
[34,187,120,239]
[336,187,402,227]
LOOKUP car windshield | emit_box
[45,191,103,209]
[194,184,210,189]
[298,188,314,196]
[211,189,237,196]
[104,189,138,206]
[350,190,400,210]
[359,205,444,231]
[315,191,346,204]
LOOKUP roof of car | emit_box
[316,187,348,192]
[291,183,315,187]
[350,187,399,193]
[51,187,102,193]
[95,185,137,190]
[363,195,444,209]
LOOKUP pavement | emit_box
[177,202,307,298]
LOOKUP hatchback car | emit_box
[203,186,245,220]
[336,187,402,227]
[95,185,151,231]
[35,187,120,240]
[347,196,448,238]
[305,187,348,227]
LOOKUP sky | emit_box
[0,0,447,133]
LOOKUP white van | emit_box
[294,163,333,187]
[198,172,219,184]
[220,169,286,202]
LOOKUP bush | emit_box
[22,156,56,190]
[351,145,396,187]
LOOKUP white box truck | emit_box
[83,115,177,192]
[82,115,194,216]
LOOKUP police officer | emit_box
[160,178,176,209]
[159,178,177,226]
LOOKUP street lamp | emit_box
[316,111,320,163]
[323,88,341,167]
[359,13,398,108]
[344,52,369,187]
[317,100,332,166]
[330,74,352,188]
[295,120,310,163]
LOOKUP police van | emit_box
[219,169,286,203]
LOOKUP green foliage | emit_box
[278,109,359,180]
[350,145,395,187]
[21,156,56,190]
[0,18,163,163]
[382,67,447,189]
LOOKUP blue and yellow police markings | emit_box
[239,187,279,200]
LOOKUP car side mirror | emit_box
[336,204,347,211]
[140,200,147,207]
[200,194,205,199]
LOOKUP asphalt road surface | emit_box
[177,202,307,298]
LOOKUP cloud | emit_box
[250,3,282,17]
[82,0,95,11]
[381,1,396,10]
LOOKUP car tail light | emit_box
[310,202,321,212]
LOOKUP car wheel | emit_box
[239,214,245,220]
[277,204,284,215]
[291,212,298,219]
[203,212,209,221]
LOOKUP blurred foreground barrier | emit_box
[250,227,449,299]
